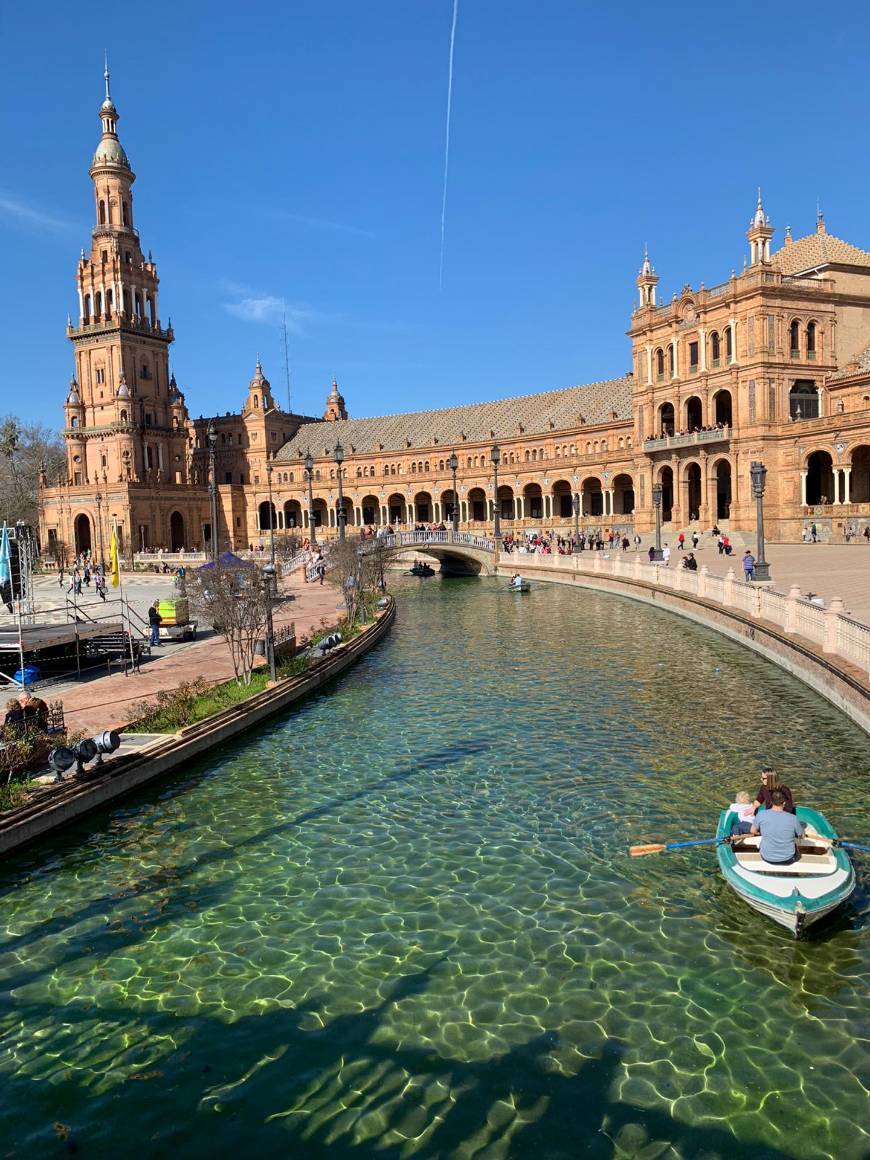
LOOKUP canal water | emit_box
[0,578,867,1158]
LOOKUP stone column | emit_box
[671,338,679,380]
[833,469,843,505]
[699,328,707,372]
[645,344,653,385]
[843,467,852,504]
[800,470,808,506]
[729,319,737,364]
[607,489,615,517]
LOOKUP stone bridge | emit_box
[361,530,497,575]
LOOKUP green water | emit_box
[0,579,867,1159]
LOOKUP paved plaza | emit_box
[6,573,344,734]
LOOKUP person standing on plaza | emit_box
[633,534,641,551]
[742,550,755,581]
[662,544,671,567]
[811,522,818,543]
[691,531,700,549]
[148,601,162,647]
[678,532,685,551]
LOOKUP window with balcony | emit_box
[806,321,817,360]
[655,348,665,382]
[710,331,720,367]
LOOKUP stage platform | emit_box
[0,620,125,653]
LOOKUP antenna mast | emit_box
[281,305,292,414]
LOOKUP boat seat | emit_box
[735,851,837,876]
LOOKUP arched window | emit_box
[424,461,430,472]
[356,467,362,478]
[655,348,665,379]
[120,409,127,421]
[70,416,78,428]
[122,201,129,226]
[411,463,417,473]
[710,331,720,365]
[83,294,91,322]
[147,296,155,326]
[668,345,675,377]
[253,395,259,409]
[806,321,817,358]
[99,200,106,225]
[725,326,733,361]
[790,320,800,356]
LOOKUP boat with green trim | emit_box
[716,806,855,937]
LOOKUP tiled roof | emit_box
[772,230,870,276]
[829,344,870,381]
[275,376,633,461]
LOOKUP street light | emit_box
[261,562,277,682]
[490,443,501,541]
[207,421,218,561]
[572,491,580,545]
[265,458,276,570]
[94,491,105,567]
[334,442,346,540]
[447,451,459,533]
[651,484,664,561]
[750,461,771,581]
[304,449,317,546]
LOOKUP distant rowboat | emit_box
[716,806,855,937]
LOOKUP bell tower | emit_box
[64,61,188,486]
[747,189,774,266]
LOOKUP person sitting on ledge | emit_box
[682,552,698,571]
[751,789,805,865]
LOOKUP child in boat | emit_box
[728,791,756,835]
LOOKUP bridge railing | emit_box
[361,530,496,553]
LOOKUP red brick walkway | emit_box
[58,574,344,734]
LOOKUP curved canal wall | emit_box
[0,599,396,857]
[500,556,870,734]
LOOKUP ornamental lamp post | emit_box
[447,451,459,533]
[651,484,664,561]
[304,449,317,546]
[750,460,771,581]
[207,421,218,561]
[334,442,346,540]
[265,458,276,570]
[261,562,277,683]
[572,491,580,545]
[490,443,501,541]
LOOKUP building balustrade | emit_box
[643,426,730,451]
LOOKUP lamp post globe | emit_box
[651,483,664,561]
[206,421,218,561]
[447,451,459,533]
[304,450,317,546]
[333,442,346,540]
[490,443,501,541]
[750,460,771,582]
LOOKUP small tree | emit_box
[326,538,388,626]
[186,562,271,686]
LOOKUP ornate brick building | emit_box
[38,79,870,559]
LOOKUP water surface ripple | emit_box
[0,578,867,1158]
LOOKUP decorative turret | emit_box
[747,188,774,266]
[636,243,659,308]
[116,371,131,399]
[244,359,275,414]
[324,377,348,421]
[66,376,81,408]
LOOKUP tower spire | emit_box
[104,50,111,103]
[636,243,659,308]
[747,187,774,266]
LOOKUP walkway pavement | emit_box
[638,541,870,621]
[43,573,343,735]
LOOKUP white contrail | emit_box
[439,0,459,290]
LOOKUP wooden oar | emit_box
[630,837,725,857]
[837,840,870,854]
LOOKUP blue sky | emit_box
[4,1,870,427]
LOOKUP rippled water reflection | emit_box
[0,578,867,1158]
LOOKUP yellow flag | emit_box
[110,527,120,588]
